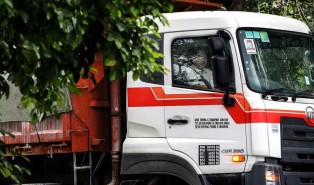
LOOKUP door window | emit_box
[171,37,234,91]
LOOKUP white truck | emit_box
[121,11,314,185]
[1,11,314,185]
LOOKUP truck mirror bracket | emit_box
[223,88,235,107]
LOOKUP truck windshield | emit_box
[238,29,314,98]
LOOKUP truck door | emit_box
[163,30,247,174]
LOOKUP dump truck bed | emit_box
[0,52,111,155]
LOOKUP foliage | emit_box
[0,0,173,122]
[0,128,31,184]
[0,0,173,183]
[245,0,314,32]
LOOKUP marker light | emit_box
[265,166,281,185]
[232,155,245,162]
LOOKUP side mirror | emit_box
[209,37,234,107]
[208,37,230,89]
[212,56,230,89]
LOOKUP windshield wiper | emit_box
[292,89,314,102]
[261,88,291,99]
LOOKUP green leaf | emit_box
[114,40,122,49]
[132,71,141,81]
[14,165,23,173]
[0,167,11,178]
[109,70,117,81]
[47,9,53,20]
[17,10,29,23]
[4,0,13,9]
[10,174,19,184]
[116,22,125,32]
[22,40,40,59]
[116,10,122,18]
[52,42,62,51]
[89,67,98,72]
[0,128,14,138]
[104,58,116,67]
[21,167,31,175]
[21,96,33,109]
[60,19,73,33]
[130,6,139,16]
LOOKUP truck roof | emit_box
[158,11,310,34]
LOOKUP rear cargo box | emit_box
[0,53,111,156]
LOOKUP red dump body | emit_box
[1,52,111,156]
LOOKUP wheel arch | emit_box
[120,153,203,185]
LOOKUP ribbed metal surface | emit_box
[284,172,314,185]
[281,118,314,164]
[31,116,63,132]
[281,118,314,185]
[0,116,66,145]
[0,121,23,133]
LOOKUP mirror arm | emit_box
[223,87,235,107]
[217,30,231,40]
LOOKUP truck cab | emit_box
[122,11,314,185]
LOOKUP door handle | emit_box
[167,119,188,125]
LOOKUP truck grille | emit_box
[281,118,314,185]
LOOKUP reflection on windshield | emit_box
[238,29,314,97]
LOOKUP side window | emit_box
[140,34,164,85]
[172,37,213,90]
[172,36,235,91]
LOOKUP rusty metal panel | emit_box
[71,129,89,152]
[28,116,66,143]
[0,121,24,145]
[1,116,70,145]
[1,51,111,155]
[89,52,111,151]
[70,88,90,152]
[0,76,72,155]
[70,52,111,152]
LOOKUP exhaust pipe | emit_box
[108,79,121,185]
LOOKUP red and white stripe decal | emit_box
[128,87,307,125]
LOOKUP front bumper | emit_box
[202,162,283,185]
